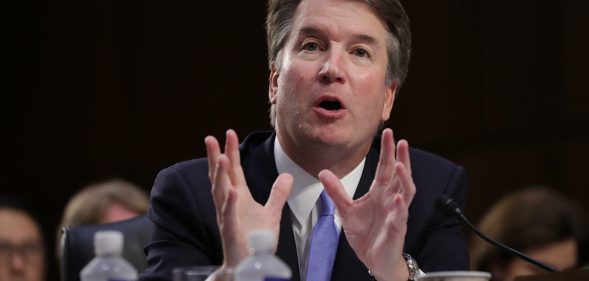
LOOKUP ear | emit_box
[381,81,397,122]
[269,63,279,104]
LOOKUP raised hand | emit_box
[205,130,293,273]
[318,128,416,281]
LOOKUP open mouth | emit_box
[318,99,343,111]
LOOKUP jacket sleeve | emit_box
[140,160,222,281]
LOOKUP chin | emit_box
[307,126,354,147]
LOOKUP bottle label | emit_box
[264,278,289,281]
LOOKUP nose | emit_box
[10,252,26,272]
[318,47,346,84]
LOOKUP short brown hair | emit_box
[59,179,149,229]
[266,0,411,87]
[470,187,587,273]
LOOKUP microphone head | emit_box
[436,195,463,217]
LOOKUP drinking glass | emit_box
[418,271,491,281]
[172,266,219,281]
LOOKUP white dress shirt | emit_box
[274,138,365,281]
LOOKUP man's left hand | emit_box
[319,128,416,281]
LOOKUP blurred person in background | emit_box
[56,178,150,259]
[470,186,588,281]
[0,196,46,281]
[59,178,150,229]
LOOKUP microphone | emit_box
[435,195,557,272]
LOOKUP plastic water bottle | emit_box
[234,229,292,281]
[80,230,138,281]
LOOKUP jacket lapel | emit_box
[242,133,301,281]
[277,205,301,281]
[242,132,381,281]
[330,143,379,281]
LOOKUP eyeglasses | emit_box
[0,241,44,264]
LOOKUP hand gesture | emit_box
[319,128,416,281]
[205,130,293,270]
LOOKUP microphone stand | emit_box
[436,195,557,273]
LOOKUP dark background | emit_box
[6,0,589,280]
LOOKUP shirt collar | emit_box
[274,137,365,225]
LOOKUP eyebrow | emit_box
[298,25,379,45]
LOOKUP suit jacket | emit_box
[140,131,469,281]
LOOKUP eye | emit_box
[353,48,370,58]
[302,42,320,52]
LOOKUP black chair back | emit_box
[60,215,153,281]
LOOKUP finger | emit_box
[212,155,232,213]
[205,135,221,182]
[265,173,294,213]
[374,128,397,186]
[222,187,238,230]
[220,187,244,267]
[225,129,241,166]
[395,162,416,206]
[384,194,409,236]
[368,195,408,279]
[225,129,246,186]
[396,139,412,176]
[319,170,354,214]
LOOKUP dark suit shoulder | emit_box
[409,147,461,177]
[403,148,470,272]
[160,158,208,179]
[406,147,467,215]
[158,130,274,176]
[150,157,215,234]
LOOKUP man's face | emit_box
[0,209,45,281]
[269,0,395,154]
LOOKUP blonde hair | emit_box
[59,179,149,229]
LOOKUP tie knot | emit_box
[319,190,335,216]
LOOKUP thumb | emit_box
[265,173,293,212]
[318,170,353,213]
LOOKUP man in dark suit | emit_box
[141,0,469,280]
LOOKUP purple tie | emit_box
[306,190,339,281]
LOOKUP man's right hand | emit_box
[204,129,293,279]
